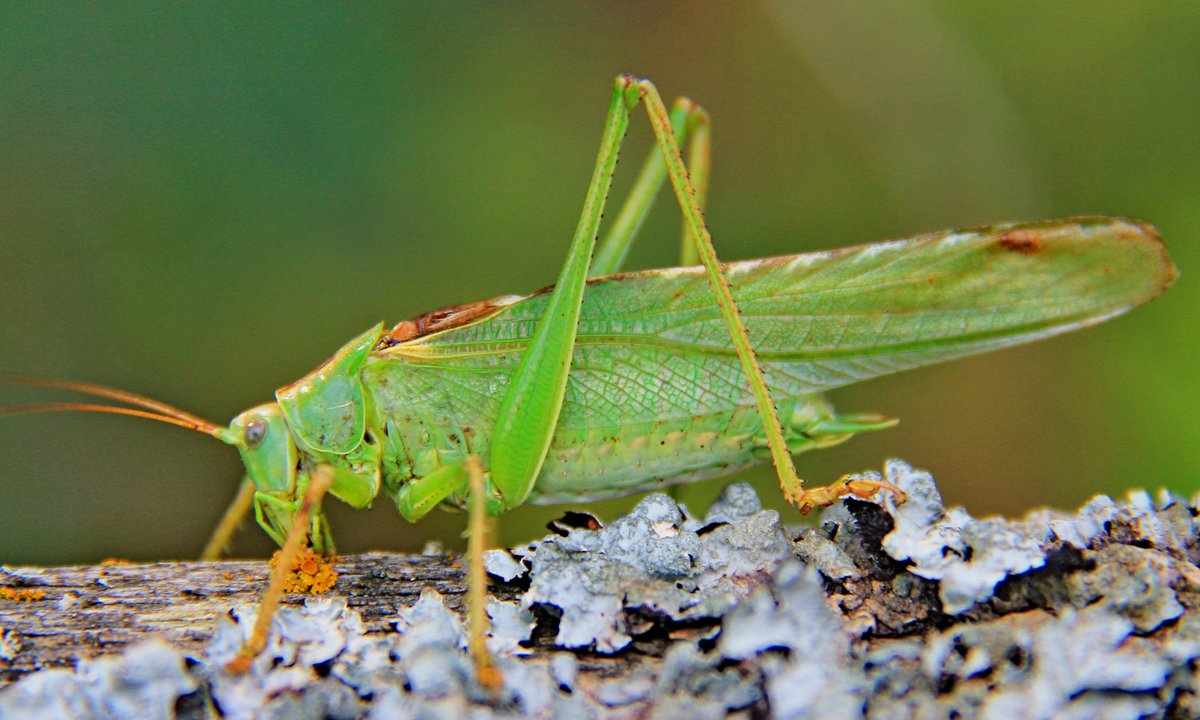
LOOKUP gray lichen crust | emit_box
[3,459,1200,719]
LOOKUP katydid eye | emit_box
[244,418,267,448]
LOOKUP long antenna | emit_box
[0,402,223,436]
[0,377,219,428]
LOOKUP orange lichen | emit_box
[0,587,46,602]
[100,558,133,565]
[269,548,338,594]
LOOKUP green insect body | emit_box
[4,76,1175,679]
[222,216,1171,552]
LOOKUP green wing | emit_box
[372,217,1173,432]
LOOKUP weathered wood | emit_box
[0,554,467,683]
[0,552,666,688]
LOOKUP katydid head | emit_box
[221,403,297,497]
[217,402,306,548]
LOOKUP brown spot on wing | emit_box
[997,230,1044,255]
[378,295,523,348]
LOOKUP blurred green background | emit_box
[1,3,1196,564]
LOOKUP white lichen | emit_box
[0,639,195,720]
[483,548,526,582]
[979,606,1174,720]
[720,561,864,719]
[5,459,1200,719]
[862,459,1047,614]
[523,483,790,651]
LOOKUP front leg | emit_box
[228,465,336,673]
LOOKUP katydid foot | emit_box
[789,475,908,515]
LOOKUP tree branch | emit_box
[2,461,1198,718]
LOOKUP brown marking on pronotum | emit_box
[378,296,521,348]
[997,230,1044,255]
[383,320,419,345]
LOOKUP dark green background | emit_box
[2,3,1196,563]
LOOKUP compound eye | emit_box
[244,417,267,448]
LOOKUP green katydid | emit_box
[1,76,1176,684]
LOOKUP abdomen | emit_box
[365,356,820,505]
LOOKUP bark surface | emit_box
[2,464,1198,719]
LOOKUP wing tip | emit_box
[994,216,1177,302]
[1081,216,1178,300]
